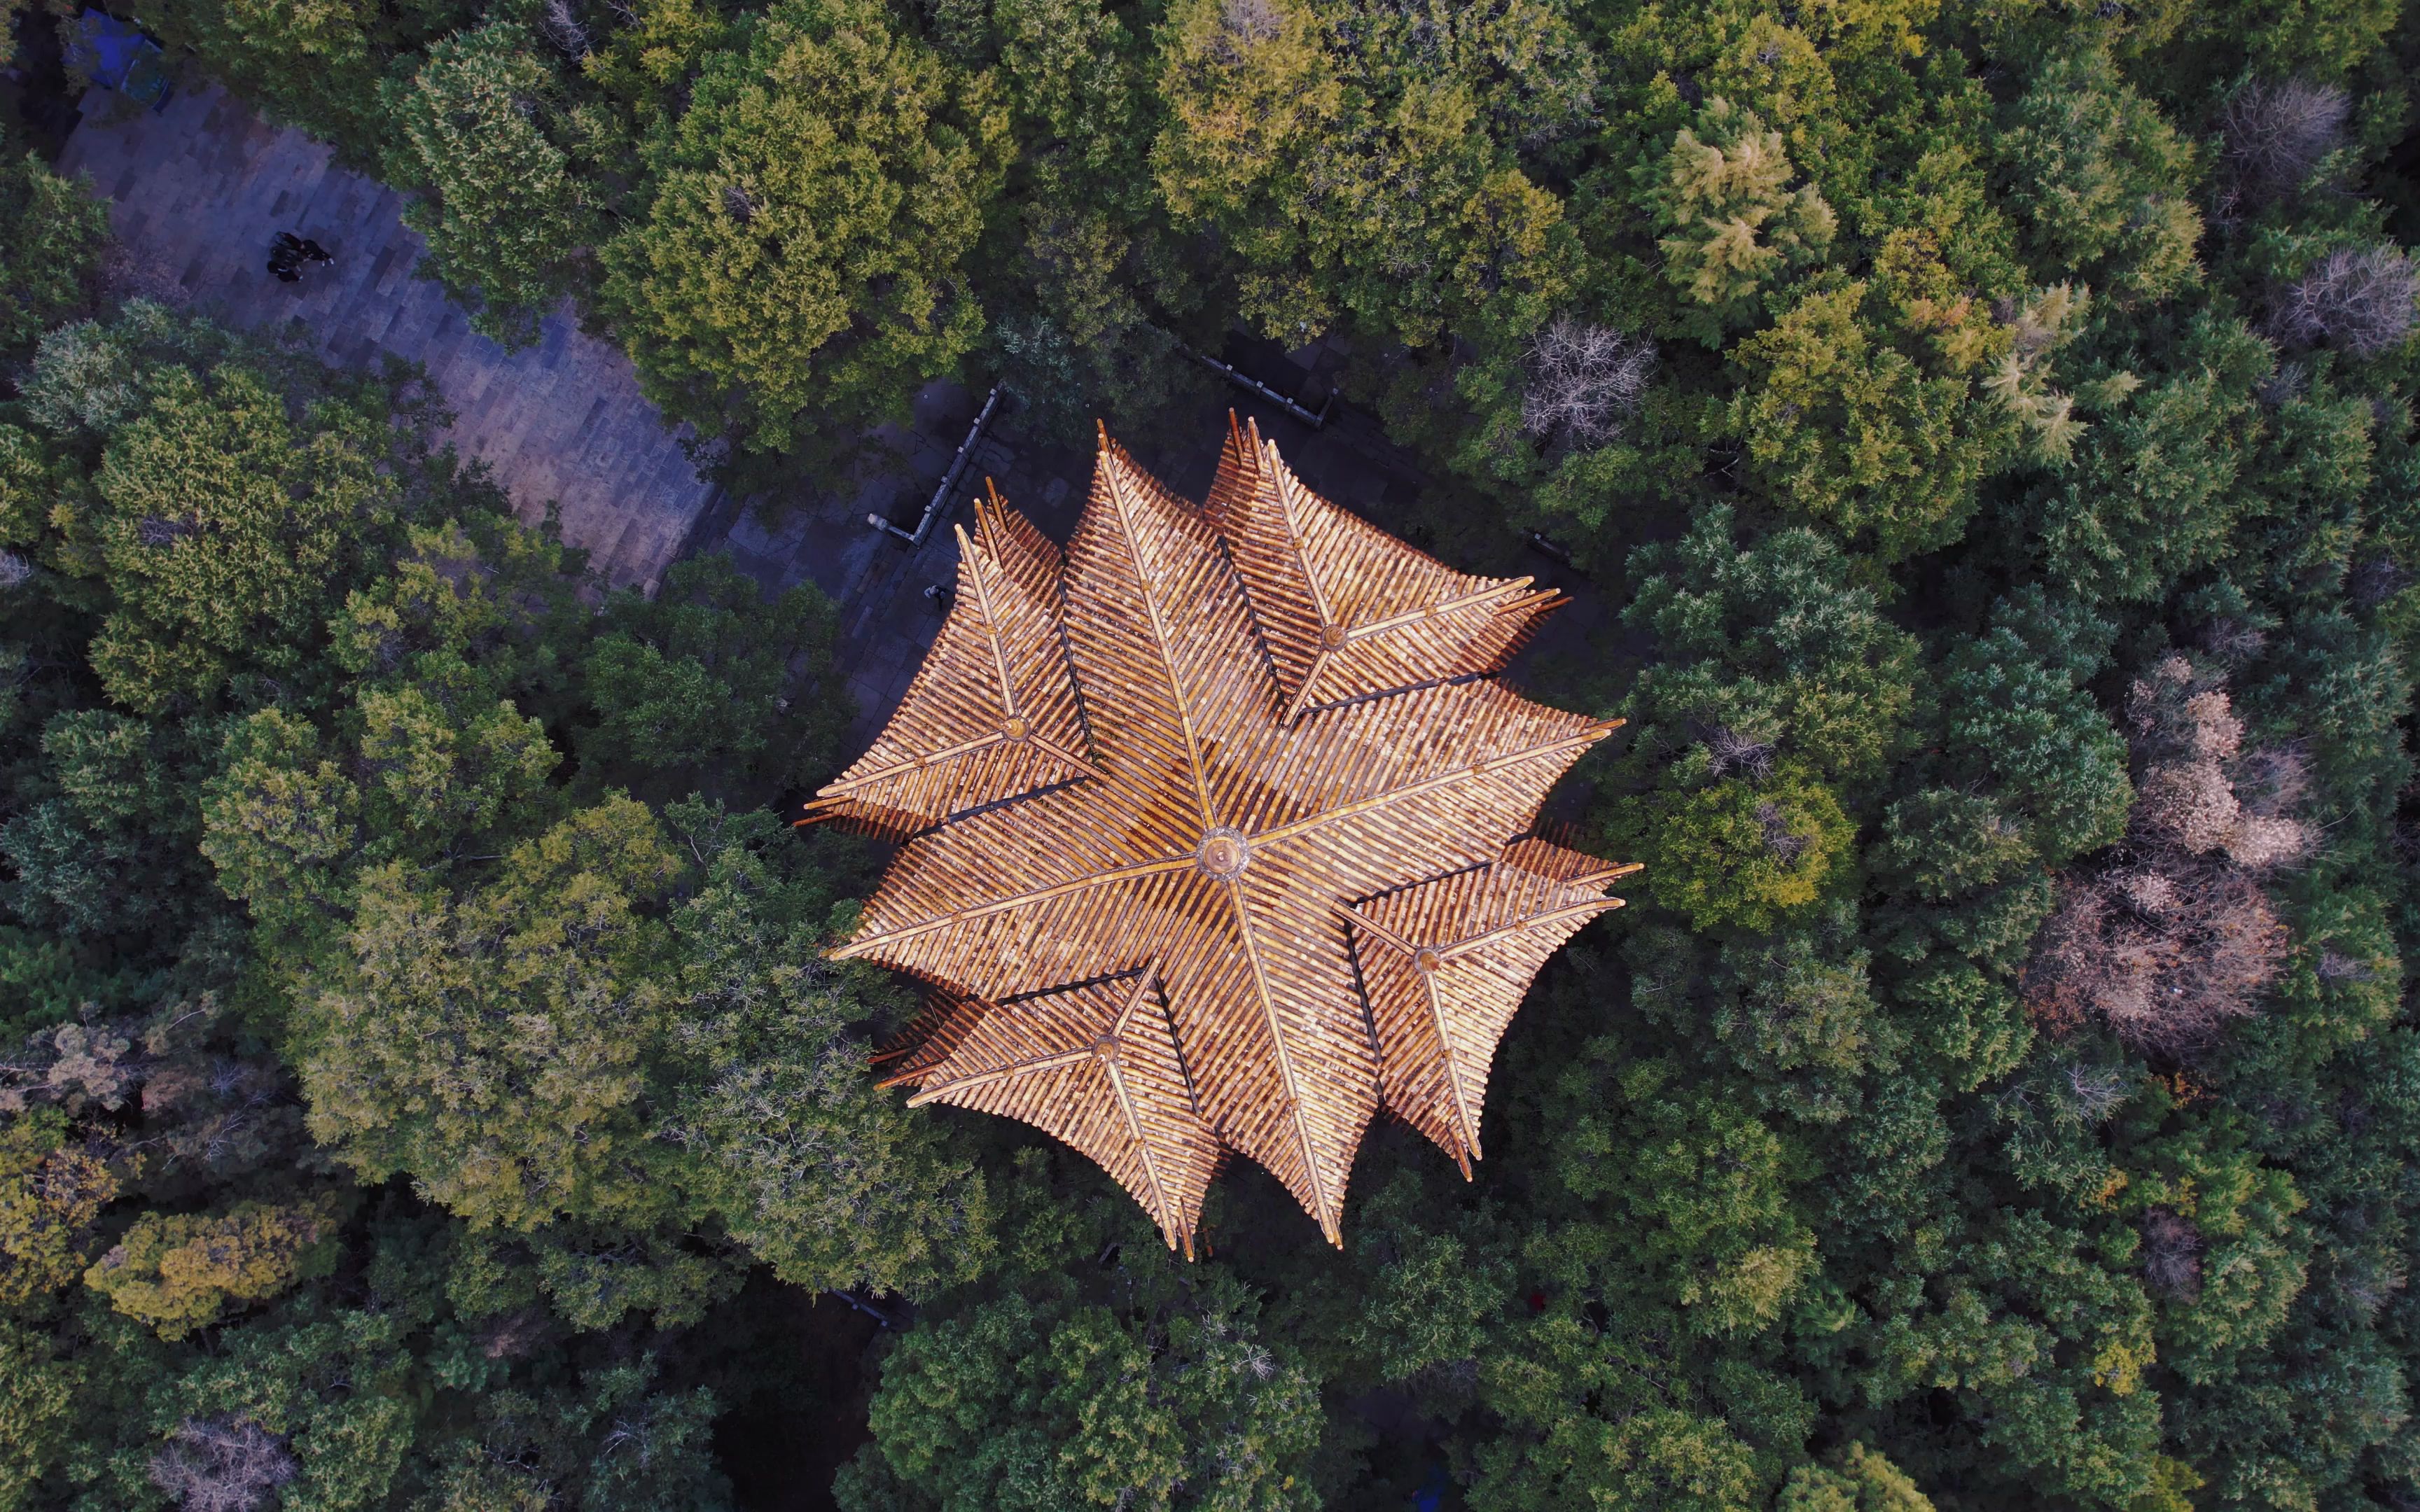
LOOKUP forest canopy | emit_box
[1,0,2419,1506]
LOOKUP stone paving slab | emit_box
[59,80,716,592]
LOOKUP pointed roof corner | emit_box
[807,482,1092,836]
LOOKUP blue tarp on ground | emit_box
[72,12,172,108]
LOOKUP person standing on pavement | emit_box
[267,231,333,282]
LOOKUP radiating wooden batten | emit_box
[1211,415,1564,722]
[870,991,989,1087]
[1200,410,1262,535]
[800,483,1097,836]
[886,976,1224,1256]
[1341,839,1641,1171]
[829,424,1635,1251]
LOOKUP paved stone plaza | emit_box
[60,83,716,591]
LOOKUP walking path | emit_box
[60,83,716,592]
[56,80,1597,757]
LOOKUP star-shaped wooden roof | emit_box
[814,419,1634,1252]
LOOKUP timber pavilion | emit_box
[806,418,1636,1253]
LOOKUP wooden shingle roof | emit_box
[815,422,1632,1249]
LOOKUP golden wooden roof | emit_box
[803,484,1099,833]
[814,419,1634,1252]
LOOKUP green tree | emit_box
[1730,281,2008,559]
[578,553,848,797]
[1928,597,2132,866]
[199,707,369,958]
[655,803,992,1296]
[297,797,683,1232]
[840,1275,1323,1511]
[1150,0,1340,340]
[1778,1443,1935,1511]
[1298,4,1577,349]
[1851,1210,2165,1506]
[1155,0,1580,349]
[82,360,399,710]
[980,0,1206,442]
[125,0,478,163]
[1631,764,1854,932]
[1644,97,1835,344]
[385,22,601,347]
[0,1318,76,1506]
[199,513,589,962]
[354,682,557,858]
[1468,1044,1816,1508]
[0,1110,118,1307]
[412,1354,732,1512]
[83,1198,341,1340]
[120,1307,422,1512]
[1618,507,1919,788]
[2013,312,2274,602]
[13,307,500,714]
[1992,52,2204,303]
[601,0,1009,454]
[0,152,106,356]
[1,709,211,954]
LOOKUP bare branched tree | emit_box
[2316,948,2377,984]
[2269,245,2419,357]
[1754,799,1807,865]
[2220,78,2349,202]
[537,0,591,59]
[2126,657,2314,869]
[2135,758,2243,853]
[1217,0,1284,55]
[1703,724,1776,781]
[137,515,197,547]
[721,183,756,225]
[1521,317,1655,449]
[2026,867,2288,1051]
[2197,617,2269,661]
[2141,1208,2204,1299]
[2231,743,2311,822]
[2333,1255,2407,1320]
[0,550,30,592]
[2127,659,2243,761]
[2064,1060,2134,1121]
[2225,811,2316,870]
[2349,554,2414,608]
[2024,657,2306,1055]
[2254,358,2308,408]
[150,1419,298,1512]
